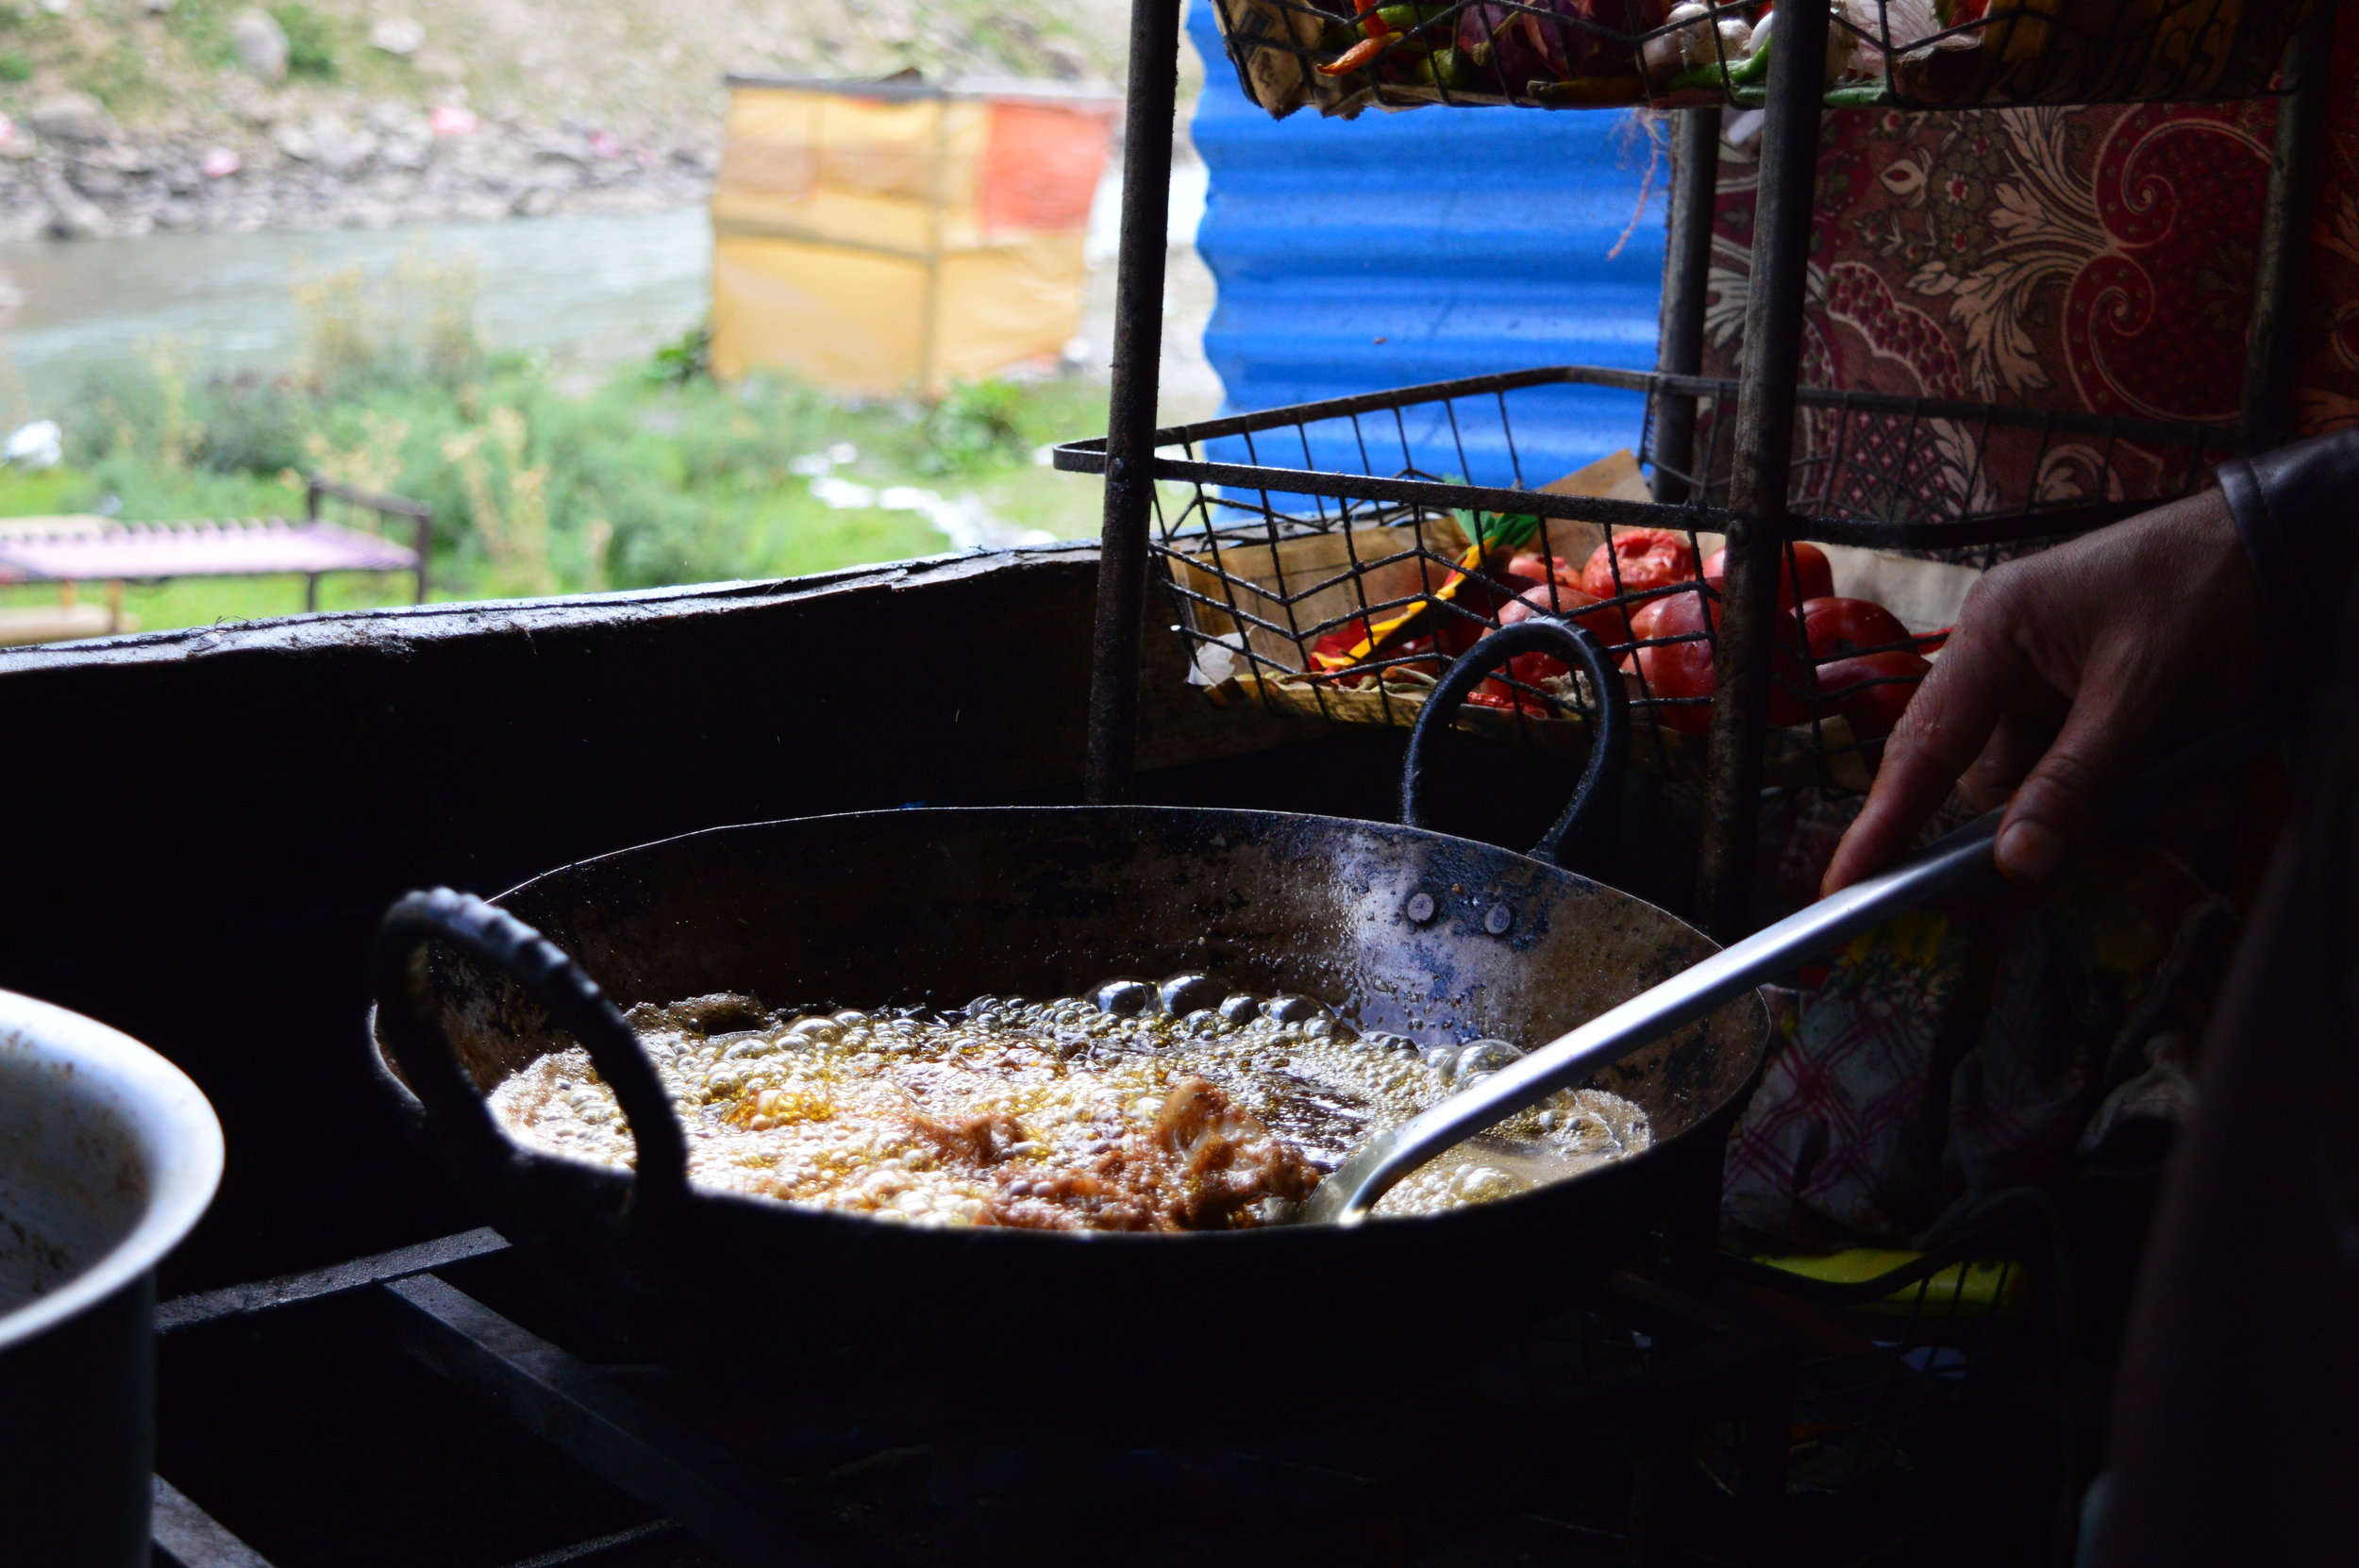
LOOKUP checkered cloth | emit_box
[1721,767,2283,1255]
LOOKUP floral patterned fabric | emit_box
[1699,58,2351,1243]
[1698,17,2359,555]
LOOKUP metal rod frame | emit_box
[1086,0,2336,927]
[1652,107,1724,507]
[1697,0,1832,939]
[1083,0,1186,804]
[2241,8,2337,450]
[386,1274,853,1568]
[152,1476,279,1568]
[145,1227,2073,1565]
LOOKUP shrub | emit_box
[270,2,338,80]
[41,261,1103,611]
[914,379,1031,476]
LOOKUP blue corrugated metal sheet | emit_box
[1188,1,1667,490]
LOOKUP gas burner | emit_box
[150,1226,2064,1568]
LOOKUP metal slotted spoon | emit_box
[1296,809,2006,1226]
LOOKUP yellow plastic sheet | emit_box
[709,81,1114,395]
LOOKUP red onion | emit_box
[1456,0,1666,91]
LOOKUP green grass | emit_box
[0,275,1113,638]
[0,467,90,517]
[0,572,427,631]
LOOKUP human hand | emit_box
[1820,491,2261,894]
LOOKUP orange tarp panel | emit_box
[979,101,1115,239]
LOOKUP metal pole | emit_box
[1651,107,1723,506]
[1694,5,1830,939]
[919,97,950,395]
[1083,0,1185,804]
[2241,11,2335,451]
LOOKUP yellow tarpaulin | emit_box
[710,77,1117,396]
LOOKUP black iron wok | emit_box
[368,623,1770,1428]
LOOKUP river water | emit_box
[0,170,1218,424]
[0,209,714,409]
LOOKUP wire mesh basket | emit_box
[1208,0,2324,117]
[1053,365,2237,792]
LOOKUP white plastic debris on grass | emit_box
[809,475,876,509]
[4,420,62,469]
[793,449,1055,551]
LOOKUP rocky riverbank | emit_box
[0,0,1129,245]
[0,89,718,242]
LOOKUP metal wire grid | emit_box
[1054,364,2237,792]
[1209,0,2322,116]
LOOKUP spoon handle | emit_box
[1300,809,2004,1226]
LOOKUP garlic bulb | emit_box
[1640,0,1714,81]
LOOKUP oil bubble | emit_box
[1263,994,1328,1025]
[1452,1040,1524,1082]
[1455,1165,1524,1203]
[1158,973,1226,1017]
[1089,977,1155,1017]
[1217,993,1263,1026]
[785,1016,843,1046]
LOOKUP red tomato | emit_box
[1465,653,1563,715]
[1626,592,1810,734]
[1507,550,1581,587]
[1800,596,1911,660]
[1430,565,1551,656]
[1581,528,1698,601]
[1623,586,1709,645]
[1496,577,1637,645]
[1812,650,1931,740]
[1472,584,1595,709]
[1701,541,1834,609]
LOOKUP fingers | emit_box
[1819,627,2012,893]
[1990,661,2153,887]
[1958,709,2058,812]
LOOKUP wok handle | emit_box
[1400,616,1629,873]
[372,888,690,1215]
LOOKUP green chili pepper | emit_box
[1823,79,1891,106]
[1414,45,1468,87]
[1727,34,1773,84]
[1375,4,1456,30]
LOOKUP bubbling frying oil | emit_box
[487,975,1650,1230]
